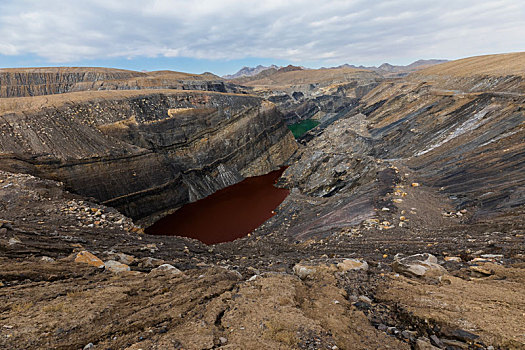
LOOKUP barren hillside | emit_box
[0,52,524,350]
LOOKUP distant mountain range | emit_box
[334,59,449,76]
[223,59,449,79]
[222,65,280,79]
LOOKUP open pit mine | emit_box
[0,53,524,349]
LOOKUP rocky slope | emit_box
[234,67,383,125]
[408,52,525,95]
[0,67,239,98]
[0,53,524,350]
[261,52,524,242]
[0,161,523,350]
[0,89,297,220]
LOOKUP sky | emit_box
[0,0,524,76]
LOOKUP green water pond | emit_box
[288,119,320,138]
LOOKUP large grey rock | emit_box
[114,253,135,265]
[151,264,182,274]
[337,258,368,271]
[138,257,165,268]
[104,260,130,273]
[415,338,440,350]
[8,237,21,246]
[392,253,447,278]
[293,263,317,279]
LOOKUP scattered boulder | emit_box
[40,256,55,262]
[444,256,461,262]
[151,264,182,274]
[353,301,371,310]
[104,260,130,273]
[469,265,494,276]
[141,243,159,253]
[430,335,444,348]
[0,220,13,228]
[293,263,317,279]
[415,338,440,350]
[441,339,469,349]
[337,258,368,271]
[8,237,22,245]
[448,329,480,343]
[74,251,105,268]
[377,324,388,331]
[221,267,242,279]
[114,253,135,265]
[138,257,165,268]
[358,295,372,303]
[392,253,447,278]
[480,254,503,259]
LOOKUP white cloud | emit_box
[0,0,523,65]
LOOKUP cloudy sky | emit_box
[0,0,523,75]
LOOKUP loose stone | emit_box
[151,264,182,274]
[337,258,368,271]
[392,253,447,278]
[74,251,105,268]
[104,260,131,273]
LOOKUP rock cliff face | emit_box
[0,90,297,220]
[0,67,239,98]
[0,67,143,97]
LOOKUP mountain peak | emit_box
[223,64,280,79]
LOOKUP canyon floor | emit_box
[1,54,525,349]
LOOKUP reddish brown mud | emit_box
[146,168,289,244]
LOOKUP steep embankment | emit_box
[0,67,238,97]
[0,89,297,220]
[259,52,525,242]
[0,67,144,97]
[367,53,525,214]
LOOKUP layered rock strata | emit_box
[234,67,383,125]
[257,53,525,240]
[0,90,297,220]
[0,67,239,98]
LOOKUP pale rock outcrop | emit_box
[392,253,447,278]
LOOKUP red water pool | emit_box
[145,168,289,244]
